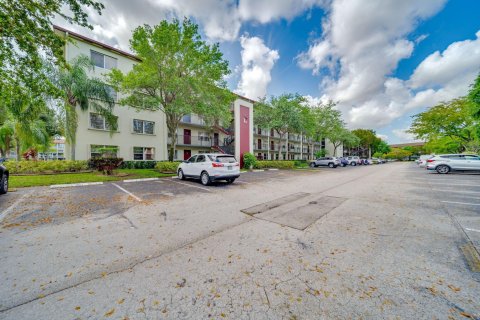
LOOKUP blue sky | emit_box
[57,0,480,143]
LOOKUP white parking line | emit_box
[123,178,159,183]
[171,180,211,192]
[411,181,480,187]
[432,189,480,194]
[234,180,249,184]
[50,182,103,188]
[112,183,142,202]
[0,190,34,223]
[441,200,480,206]
[465,228,480,233]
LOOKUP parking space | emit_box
[0,169,325,231]
[401,164,480,252]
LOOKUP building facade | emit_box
[55,26,253,162]
[253,128,342,160]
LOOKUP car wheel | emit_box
[0,174,7,194]
[436,165,450,174]
[309,162,316,168]
[200,171,211,186]
[328,163,334,168]
[351,162,356,166]
[178,169,186,180]
[226,178,235,184]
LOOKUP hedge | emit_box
[155,161,181,173]
[120,161,157,169]
[4,160,88,174]
[253,160,295,169]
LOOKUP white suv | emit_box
[346,156,361,166]
[426,154,480,174]
[177,153,240,185]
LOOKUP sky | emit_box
[56,0,480,143]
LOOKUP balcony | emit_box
[168,135,213,147]
[180,115,206,127]
[254,143,270,151]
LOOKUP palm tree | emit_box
[1,96,50,160]
[51,55,116,160]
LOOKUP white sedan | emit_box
[177,153,240,185]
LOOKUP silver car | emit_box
[426,154,480,174]
[309,157,340,168]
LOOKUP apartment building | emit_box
[54,26,253,162]
[38,137,66,160]
[253,128,342,160]
[171,96,254,163]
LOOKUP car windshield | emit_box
[211,156,236,163]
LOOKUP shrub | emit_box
[243,152,257,169]
[120,161,157,169]
[4,160,88,174]
[155,161,181,173]
[89,158,123,175]
[254,160,295,169]
[294,159,308,168]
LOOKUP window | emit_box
[91,145,118,158]
[182,114,191,123]
[465,155,480,160]
[106,85,117,101]
[196,155,206,162]
[198,132,209,141]
[90,113,115,130]
[133,119,155,134]
[90,50,117,69]
[187,155,197,163]
[133,147,154,160]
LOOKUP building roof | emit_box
[53,25,141,62]
[53,26,258,104]
[389,142,425,148]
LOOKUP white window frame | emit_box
[90,145,119,158]
[90,50,117,70]
[132,119,155,135]
[133,147,155,161]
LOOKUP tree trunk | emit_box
[166,113,181,162]
[277,132,284,160]
[65,102,78,160]
[70,143,76,161]
[15,137,20,161]
[285,132,289,160]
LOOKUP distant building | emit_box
[38,137,66,160]
[389,142,425,148]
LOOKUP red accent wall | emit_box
[239,105,250,167]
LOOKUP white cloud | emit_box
[297,0,451,128]
[392,128,419,142]
[376,134,389,141]
[235,36,280,100]
[238,0,326,24]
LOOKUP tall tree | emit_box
[0,87,50,160]
[408,98,478,152]
[468,72,480,119]
[110,19,234,161]
[255,94,304,160]
[1,0,105,101]
[329,126,359,156]
[351,129,379,158]
[50,55,117,160]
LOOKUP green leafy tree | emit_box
[50,55,117,160]
[408,98,478,152]
[351,129,380,158]
[468,72,480,119]
[110,19,234,161]
[255,94,304,160]
[385,148,412,161]
[374,140,391,154]
[1,0,105,102]
[329,126,359,156]
[0,89,50,160]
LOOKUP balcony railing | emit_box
[168,135,213,147]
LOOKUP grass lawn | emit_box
[10,169,176,188]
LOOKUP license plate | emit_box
[228,166,232,170]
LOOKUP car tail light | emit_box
[234,163,240,167]
[212,162,224,167]
[427,159,435,163]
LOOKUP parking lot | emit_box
[0,163,479,319]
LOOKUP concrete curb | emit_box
[50,182,104,188]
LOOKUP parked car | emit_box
[417,154,434,168]
[177,153,240,185]
[426,154,480,174]
[345,156,361,166]
[338,157,349,167]
[0,162,8,194]
[309,157,341,168]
